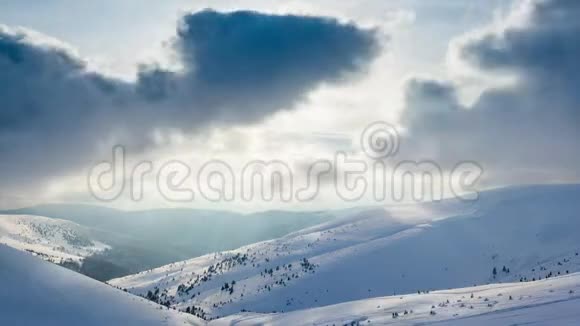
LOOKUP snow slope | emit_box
[0,214,108,264]
[0,244,203,325]
[1,206,338,280]
[213,272,580,325]
[110,184,580,320]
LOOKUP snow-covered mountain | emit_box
[0,244,203,325]
[2,205,336,279]
[109,184,580,321]
[213,272,580,325]
[0,214,108,265]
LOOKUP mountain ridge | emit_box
[109,184,580,320]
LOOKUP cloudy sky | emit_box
[0,0,578,211]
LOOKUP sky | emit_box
[0,0,578,211]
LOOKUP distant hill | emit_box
[2,204,336,280]
[0,214,108,265]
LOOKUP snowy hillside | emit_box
[110,184,580,320]
[0,244,202,325]
[0,214,108,265]
[213,272,580,325]
[2,205,337,279]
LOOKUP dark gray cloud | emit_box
[400,0,580,185]
[0,27,129,185]
[137,10,379,126]
[460,0,580,96]
[0,10,379,188]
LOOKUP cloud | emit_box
[400,0,580,185]
[460,0,580,93]
[0,26,129,186]
[0,10,379,189]
[136,10,379,126]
